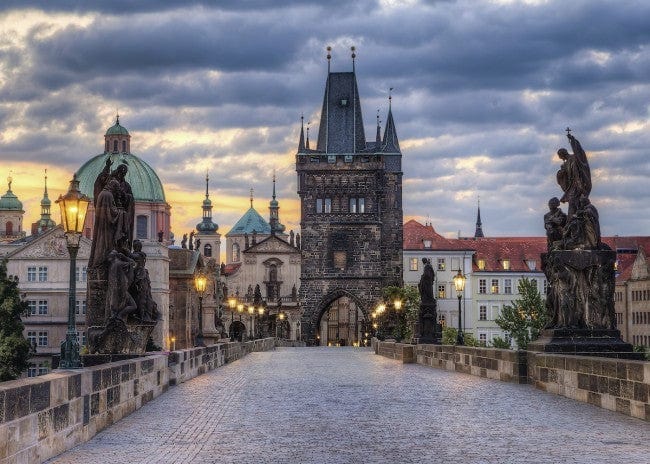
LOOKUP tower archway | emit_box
[312,290,368,346]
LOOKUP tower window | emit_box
[324,198,332,213]
[113,140,118,152]
[136,215,148,239]
[5,221,13,235]
[105,141,109,152]
[204,243,212,257]
[316,198,323,214]
[232,243,240,262]
[122,140,127,152]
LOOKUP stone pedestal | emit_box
[202,306,221,345]
[529,328,642,359]
[417,302,440,344]
[88,319,156,355]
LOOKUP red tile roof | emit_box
[223,262,241,276]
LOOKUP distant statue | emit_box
[418,258,435,305]
[290,230,295,247]
[189,231,195,250]
[544,197,567,251]
[105,249,137,322]
[556,132,591,222]
[295,233,301,250]
[195,238,201,251]
[129,240,159,322]
[181,234,188,249]
[158,230,163,242]
[220,262,226,276]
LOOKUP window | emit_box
[349,198,365,214]
[479,279,487,294]
[527,259,537,270]
[232,243,240,262]
[28,366,38,378]
[38,363,49,376]
[491,305,500,319]
[28,267,36,282]
[27,331,37,346]
[136,215,148,239]
[122,140,127,152]
[38,331,48,347]
[358,198,365,213]
[324,198,332,213]
[479,305,487,321]
[38,267,48,282]
[333,251,347,270]
[409,258,418,271]
[349,198,357,213]
[478,333,487,346]
[6,221,13,235]
[27,300,37,315]
[75,266,87,282]
[491,279,499,294]
[439,314,446,327]
[504,279,512,295]
[38,300,48,315]
[477,259,486,270]
[113,140,118,152]
[543,279,548,295]
[530,279,538,291]
[75,300,87,315]
[423,239,432,249]
[437,258,446,271]
[76,331,87,346]
[204,243,212,257]
[502,259,510,270]
[451,258,460,270]
[437,285,446,299]
[316,198,323,213]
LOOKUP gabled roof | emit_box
[403,219,471,251]
[243,234,299,255]
[467,237,547,272]
[6,225,91,260]
[381,106,400,153]
[226,207,271,236]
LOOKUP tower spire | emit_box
[306,122,310,150]
[474,196,484,238]
[205,170,209,199]
[250,188,254,208]
[269,172,285,236]
[298,114,305,151]
[382,88,400,153]
[196,171,218,235]
[376,109,381,146]
[351,46,356,73]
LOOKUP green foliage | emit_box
[377,285,420,342]
[442,327,458,345]
[463,332,480,347]
[495,278,548,350]
[633,345,650,360]
[490,336,512,349]
[0,260,33,381]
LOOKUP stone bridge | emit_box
[29,346,648,464]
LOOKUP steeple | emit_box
[306,122,310,150]
[382,89,400,153]
[195,171,218,234]
[37,169,55,233]
[474,197,484,238]
[269,172,285,236]
[298,115,305,151]
[376,110,381,146]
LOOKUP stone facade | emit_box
[297,68,403,344]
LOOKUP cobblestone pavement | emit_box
[49,348,649,464]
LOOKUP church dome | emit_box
[76,153,166,202]
[105,120,130,136]
[0,177,23,211]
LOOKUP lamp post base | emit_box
[59,332,82,369]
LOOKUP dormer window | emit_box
[423,239,432,249]
[527,259,537,271]
[477,259,486,270]
[502,259,510,270]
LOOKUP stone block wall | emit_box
[375,341,415,363]
[0,338,275,464]
[528,352,649,421]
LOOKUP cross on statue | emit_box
[566,127,572,137]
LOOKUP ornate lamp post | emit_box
[194,271,208,347]
[228,297,236,340]
[248,305,255,339]
[56,174,90,369]
[453,268,466,346]
[277,311,285,339]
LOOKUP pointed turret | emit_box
[382,92,400,153]
[474,199,484,238]
[298,115,305,151]
[196,172,218,234]
[376,110,381,147]
[36,169,56,233]
[269,173,286,236]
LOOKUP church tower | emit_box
[0,173,25,242]
[296,48,403,345]
[474,199,484,238]
[195,172,220,260]
[32,170,56,235]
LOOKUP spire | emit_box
[351,46,356,73]
[250,188,254,208]
[474,197,484,238]
[36,169,55,233]
[196,171,218,234]
[298,114,305,151]
[376,109,381,146]
[382,88,400,153]
[116,112,120,125]
[272,171,277,201]
[269,172,285,236]
[306,122,310,150]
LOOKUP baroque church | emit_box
[296,50,404,345]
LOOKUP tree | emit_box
[378,285,420,342]
[495,277,548,350]
[0,260,33,381]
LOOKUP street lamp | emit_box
[257,306,265,338]
[248,305,255,339]
[56,174,90,369]
[194,270,208,347]
[453,268,466,345]
[277,311,285,339]
[228,297,236,340]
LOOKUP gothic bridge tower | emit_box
[296,48,403,345]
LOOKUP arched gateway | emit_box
[310,290,369,346]
[296,53,404,345]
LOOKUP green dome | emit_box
[105,121,130,136]
[76,153,166,202]
[0,188,23,211]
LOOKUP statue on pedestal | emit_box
[531,130,637,358]
[86,157,159,354]
[417,258,438,344]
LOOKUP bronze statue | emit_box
[129,240,159,322]
[181,233,188,249]
[418,258,435,304]
[417,258,438,343]
[189,231,195,250]
[544,197,567,251]
[556,131,591,223]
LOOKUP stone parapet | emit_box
[375,340,415,363]
[528,352,649,421]
[0,338,275,464]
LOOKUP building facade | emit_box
[296,56,403,345]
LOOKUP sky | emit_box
[1,0,649,242]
